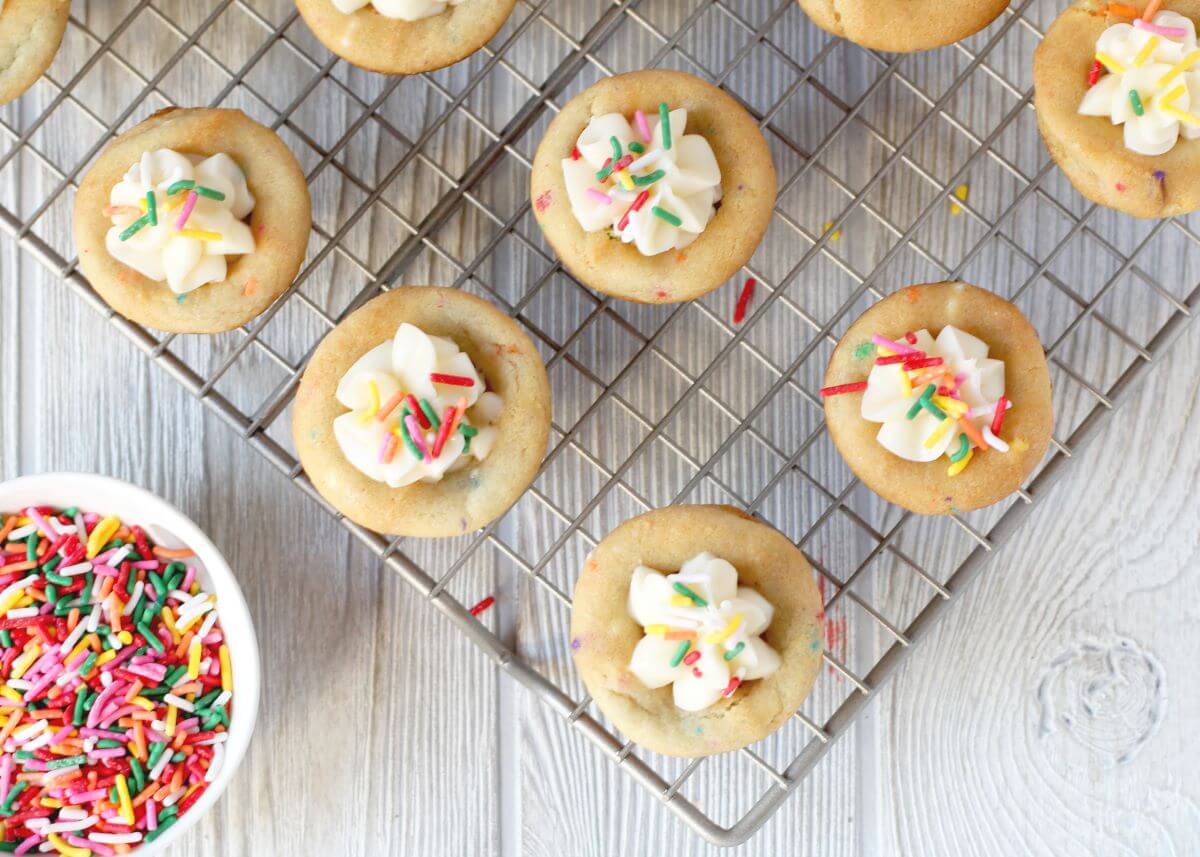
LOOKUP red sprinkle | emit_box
[820,381,868,397]
[722,676,743,697]
[692,668,703,678]
[733,278,756,324]
[874,354,909,365]
[431,405,458,459]
[902,356,944,370]
[469,595,495,617]
[682,650,701,666]
[1088,59,1103,86]
[617,191,650,231]
[404,393,430,430]
[571,146,581,160]
[430,372,475,387]
[904,331,918,344]
[991,395,1008,435]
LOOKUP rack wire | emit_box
[3,0,1200,846]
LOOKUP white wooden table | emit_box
[3,0,1200,854]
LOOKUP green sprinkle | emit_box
[145,814,180,841]
[669,640,691,667]
[398,417,423,461]
[163,665,187,687]
[0,631,10,648]
[12,752,32,761]
[907,384,936,420]
[25,534,36,563]
[166,179,195,196]
[147,742,166,768]
[920,399,946,421]
[72,688,88,726]
[659,102,672,149]
[62,507,77,518]
[1129,89,1144,116]
[109,786,119,804]
[723,641,746,661]
[130,756,146,792]
[194,185,226,201]
[949,434,970,462]
[671,582,707,606]
[118,214,152,242]
[632,169,666,187]
[45,584,56,604]
[853,342,875,360]
[595,160,615,182]
[42,555,62,572]
[419,399,441,430]
[139,622,165,652]
[651,206,682,227]
[82,571,93,605]
[459,424,479,438]
[78,652,98,676]
[96,739,124,749]
[146,190,157,226]
[609,135,623,162]
[171,751,187,763]
[0,782,28,815]
[629,141,645,154]
[46,754,87,770]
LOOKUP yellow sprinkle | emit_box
[643,624,668,636]
[950,183,969,215]
[219,644,233,693]
[116,630,133,645]
[165,194,187,212]
[1012,437,1030,453]
[1164,105,1200,127]
[165,704,178,738]
[130,696,155,711]
[1095,52,1126,74]
[40,798,63,808]
[1159,84,1187,108]
[95,650,117,667]
[0,589,25,616]
[947,448,974,476]
[1134,35,1160,67]
[160,606,181,644]
[924,417,954,449]
[48,833,90,857]
[705,613,744,645]
[616,170,635,191]
[669,595,695,607]
[1158,50,1200,88]
[932,395,968,416]
[115,773,135,825]
[86,516,121,559]
[187,636,202,680]
[176,598,213,635]
[11,648,39,680]
[897,365,912,398]
[178,228,222,241]
[0,687,22,704]
[13,595,32,609]
[876,346,896,357]
[822,220,842,241]
[360,380,381,424]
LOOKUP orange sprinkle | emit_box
[133,722,148,761]
[28,709,65,720]
[97,576,114,600]
[66,608,80,633]
[0,560,37,574]
[124,680,143,704]
[1107,2,1138,14]
[174,632,193,660]
[0,516,16,543]
[172,731,188,750]
[1142,0,1162,18]
[958,417,990,451]
[153,546,194,559]
[243,276,259,297]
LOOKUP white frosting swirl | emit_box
[330,0,463,20]
[1078,11,1200,155]
[562,108,721,257]
[334,322,502,487]
[627,552,780,712]
[861,326,1006,462]
[105,149,256,295]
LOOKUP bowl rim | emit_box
[0,472,261,856]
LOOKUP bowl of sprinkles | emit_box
[0,473,259,856]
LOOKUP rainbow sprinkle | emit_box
[658,103,672,150]
[0,506,232,853]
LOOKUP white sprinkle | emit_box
[213,690,231,708]
[58,562,93,576]
[196,609,219,640]
[5,607,39,620]
[27,815,96,833]
[6,524,37,540]
[193,732,228,746]
[85,603,101,633]
[982,425,1010,452]
[204,742,224,783]
[626,149,663,174]
[58,620,87,655]
[163,785,187,807]
[163,694,194,712]
[121,581,144,617]
[89,833,143,845]
[149,748,171,781]
[12,719,46,742]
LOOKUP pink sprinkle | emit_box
[871,334,919,354]
[24,507,57,539]
[14,834,41,856]
[66,788,109,804]
[634,109,652,142]
[146,799,158,832]
[89,747,126,761]
[182,565,196,591]
[175,189,198,230]
[1134,18,1187,35]
[585,187,613,206]
[68,834,113,857]
[405,414,433,463]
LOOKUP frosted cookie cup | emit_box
[1034,0,1200,217]
[795,0,1009,52]
[530,70,776,304]
[0,0,70,105]
[570,505,822,758]
[73,107,311,334]
[822,281,1053,515]
[293,287,551,538]
[294,0,517,75]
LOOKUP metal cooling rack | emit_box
[4,0,1200,846]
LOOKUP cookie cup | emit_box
[1034,0,1200,218]
[294,0,517,75]
[795,0,1009,52]
[73,107,312,334]
[570,505,823,758]
[0,0,69,105]
[293,286,551,538]
[823,281,1053,515]
[530,70,777,304]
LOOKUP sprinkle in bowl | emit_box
[0,473,260,856]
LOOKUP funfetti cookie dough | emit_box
[822,281,1053,515]
[531,70,777,304]
[293,0,516,75]
[0,0,69,105]
[571,505,823,758]
[73,108,312,334]
[1035,0,1200,217]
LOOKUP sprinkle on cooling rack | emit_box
[950,183,969,215]
[822,221,842,242]
[468,595,495,617]
[0,505,234,852]
[820,381,868,397]
[732,278,756,325]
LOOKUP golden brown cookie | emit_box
[823,281,1053,515]
[0,0,69,105]
[795,0,1009,52]
[294,0,517,75]
[293,286,551,538]
[73,107,311,334]
[530,70,776,304]
[1034,0,1200,218]
[570,505,823,758]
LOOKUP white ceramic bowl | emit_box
[0,473,260,856]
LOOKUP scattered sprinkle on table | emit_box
[950,183,969,215]
[0,506,233,853]
[468,595,495,617]
[822,221,841,241]
[732,278,756,325]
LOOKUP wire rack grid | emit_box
[3,0,1200,847]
